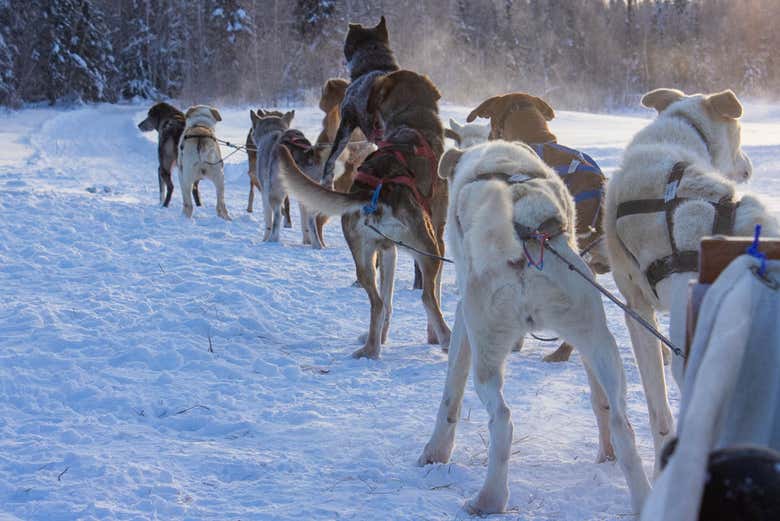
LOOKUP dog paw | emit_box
[351,344,380,360]
[596,445,616,463]
[417,442,452,466]
[543,343,573,363]
[464,489,508,516]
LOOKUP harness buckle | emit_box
[664,180,679,202]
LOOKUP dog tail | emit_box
[277,146,369,216]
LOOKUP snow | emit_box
[0,101,778,520]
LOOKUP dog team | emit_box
[138,16,778,518]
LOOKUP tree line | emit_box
[1,0,777,110]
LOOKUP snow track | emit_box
[0,102,778,520]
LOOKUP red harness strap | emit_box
[354,128,439,215]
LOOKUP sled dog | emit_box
[245,109,291,227]
[604,88,774,471]
[320,16,400,187]
[278,70,450,358]
[418,140,650,515]
[138,102,200,208]
[178,105,230,220]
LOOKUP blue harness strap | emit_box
[362,183,383,215]
[574,189,604,203]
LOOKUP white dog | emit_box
[446,117,490,148]
[604,88,777,471]
[418,141,650,515]
[178,105,231,220]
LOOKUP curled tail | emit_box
[277,146,369,216]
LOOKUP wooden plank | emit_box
[698,236,780,284]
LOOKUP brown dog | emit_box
[278,70,451,359]
[468,93,609,362]
[313,78,375,244]
[246,109,291,227]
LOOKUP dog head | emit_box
[184,105,222,129]
[319,78,348,113]
[467,93,556,144]
[250,109,295,144]
[447,118,491,148]
[344,16,389,63]
[367,70,441,123]
[138,102,183,132]
[642,88,751,183]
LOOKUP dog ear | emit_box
[210,107,222,122]
[641,88,686,113]
[707,89,743,119]
[444,128,461,145]
[282,110,295,126]
[348,22,360,30]
[467,96,502,122]
[449,118,462,133]
[185,106,197,119]
[438,148,464,180]
[250,110,260,127]
[376,16,388,41]
[532,96,555,121]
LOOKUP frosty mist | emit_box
[2,1,780,110]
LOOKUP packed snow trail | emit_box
[1,102,778,520]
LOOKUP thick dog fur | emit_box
[446,118,490,148]
[138,102,201,208]
[245,109,291,227]
[417,141,650,515]
[468,92,610,363]
[604,88,776,472]
[314,78,376,245]
[320,16,400,186]
[178,105,230,220]
[278,70,451,359]
[250,109,296,241]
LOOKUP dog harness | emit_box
[353,127,439,216]
[616,162,740,295]
[530,142,605,241]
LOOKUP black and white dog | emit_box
[320,16,399,187]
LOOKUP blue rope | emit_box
[363,183,383,215]
[747,224,767,276]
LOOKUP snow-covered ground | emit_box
[0,101,777,521]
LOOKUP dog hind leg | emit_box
[283,196,292,228]
[418,301,471,465]
[613,271,674,475]
[417,253,451,349]
[161,167,174,208]
[247,180,255,212]
[350,245,385,359]
[378,246,397,344]
[193,180,202,207]
[543,342,574,362]
[570,324,651,513]
[178,169,194,218]
[214,174,230,220]
[463,308,514,515]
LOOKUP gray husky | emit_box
[320,16,399,187]
[250,110,297,242]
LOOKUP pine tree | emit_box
[117,0,156,98]
[0,1,17,105]
[37,0,118,103]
